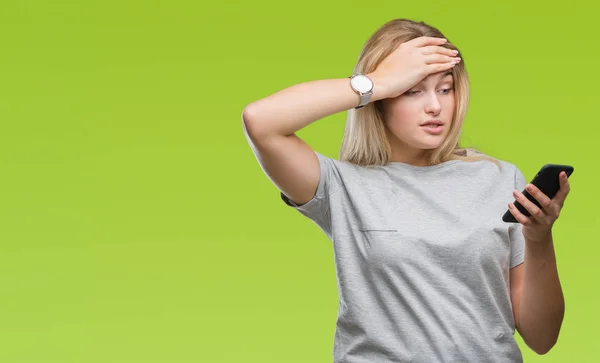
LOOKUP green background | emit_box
[0,0,597,361]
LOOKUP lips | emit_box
[421,123,444,135]
[421,120,444,126]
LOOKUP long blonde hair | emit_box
[339,18,500,168]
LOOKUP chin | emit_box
[415,139,444,150]
[421,144,441,150]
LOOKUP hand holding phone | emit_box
[502,164,574,223]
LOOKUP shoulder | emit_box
[315,151,398,191]
[461,149,522,179]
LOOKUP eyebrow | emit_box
[435,72,454,85]
[414,71,454,88]
[441,71,453,80]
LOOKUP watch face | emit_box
[351,75,373,93]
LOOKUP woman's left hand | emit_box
[508,171,571,244]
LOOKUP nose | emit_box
[424,92,442,115]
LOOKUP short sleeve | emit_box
[280,151,341,225]
[509,165,527,268]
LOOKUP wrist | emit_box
[524,229,554,248]
[366,72,392,101]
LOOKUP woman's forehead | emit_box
[420,71,454,84]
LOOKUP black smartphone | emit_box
[502,164,574,223]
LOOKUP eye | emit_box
[406,90,420,96]
[439,88,454,94]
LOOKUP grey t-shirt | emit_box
[281,151,527,363]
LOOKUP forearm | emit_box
[242,73,388,138]
[518,233,565,354]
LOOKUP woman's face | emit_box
[381,70,456,163]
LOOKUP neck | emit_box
[387,140,430,166]
[389,153,430,166]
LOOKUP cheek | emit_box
[384,101,418,124]
[444,95,456,110]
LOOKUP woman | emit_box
[242,18,569,363]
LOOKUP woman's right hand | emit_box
[368,36,461,99]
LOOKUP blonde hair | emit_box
[339,18,501,169]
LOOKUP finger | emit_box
[553,171,571,206]
[421,45,459,57]
[524,184,553,211]
[426,62,458,73]
[507,202,534,226]
[513,189,545,222]
[423,54,461,65]
[413,36,448,47]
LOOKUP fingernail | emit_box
[526,185,533,192]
